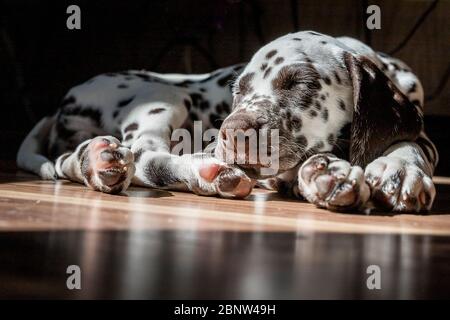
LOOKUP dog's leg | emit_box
[257,167,303,197]
[54,136,135,194]
[297,154,370,211]
[365,134,437,212]
[130,131,253,198]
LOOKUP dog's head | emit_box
[215,31,423,179]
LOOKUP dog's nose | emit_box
[220,113,261,134]
[217,113,265,166]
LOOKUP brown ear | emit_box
[343,52,423,167]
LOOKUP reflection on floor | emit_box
[0,169,449,299]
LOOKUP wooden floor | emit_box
[1,165,450,299]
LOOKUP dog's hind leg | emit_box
[16,116,58,180]
[53,136,135,194]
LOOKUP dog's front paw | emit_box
[365,157,435,212]
[80,136,135,194]
[188,157,254,198]
[298,154,370,211]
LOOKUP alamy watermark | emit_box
[170,122,280,176]
[366,5,381,30]
[366,265,381,290]
[66,264,81,290]
[66,5,81,30]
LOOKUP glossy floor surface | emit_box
[0,167,449,299]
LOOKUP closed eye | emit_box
[273,64,321,92]
[274,66,304,91]
[285,79,302,90]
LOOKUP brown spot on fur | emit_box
[333,71,341,84]
[263,67,272,79]
[266,50,277,59]
[274,57,284,65]
[199,100,210,111]
[322,108,329,121]
[296,135,307,146]
[124,122,138,133]
[189,112,199,121]
[215,101,230,114]
[118,96,135,108]
[134,149,145,162]
[238,72,255,95]
[222,102,231,113]
[209,113,223,129]
[291,116,302,130]
[148,108,166,115]
[327,134,335,145]
[260,63,268,71]
[75,143,88,161]
[408,82,417,93]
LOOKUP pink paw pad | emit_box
[82,136,135,193]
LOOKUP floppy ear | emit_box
[343,52,423,167]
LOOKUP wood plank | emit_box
[0,170,450,235]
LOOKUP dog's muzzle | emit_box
[215,112,278,178]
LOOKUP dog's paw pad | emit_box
[194,162,254,198]
[215,167,254,198]
[298,154,370,211]
[365,157,435,212]
[80,136,135,193]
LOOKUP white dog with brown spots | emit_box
[18,31,438,213]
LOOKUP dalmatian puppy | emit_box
[214,31,438,212]
[17,30,438,213]
[17,64,254,198]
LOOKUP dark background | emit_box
[1,0,449,173]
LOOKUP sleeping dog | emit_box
[17,31,438,212]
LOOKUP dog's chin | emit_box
[239,166,272,180]
[238,164,287,180]
[239,157,304,179]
